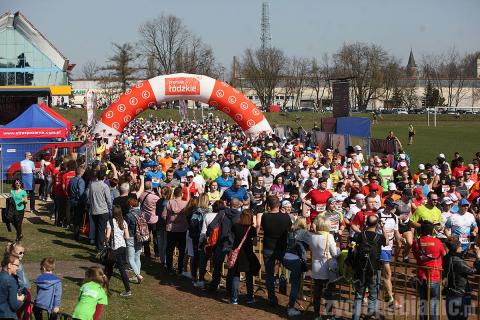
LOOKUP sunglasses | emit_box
[12,263,20,267]
[17,251,24,255]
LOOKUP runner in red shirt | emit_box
[351,195,378,233]
[303,178,332,223]
[412,221,445,320]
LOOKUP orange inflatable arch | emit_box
[94,73,272,139]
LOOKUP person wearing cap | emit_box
[216,167,234,192]
[365,183,382,210]
[201,158,221,182]
[303,178,332,226]
[411,188,426,211]
[145,163,165,190]
[411,192,442,230]
[378,158,394,192]
[381,182,400,206]
[345,194,365,237]
[413,164,426,184]
[432,164,453,196]
[443,236,480,320]
[378,198,403,308]
[276,163,297,195]
[264,143,277,159]
[172,159,188,181]
[236,161,252,189]
[415,174,431,200]
[354,145,364,164]
[158,151,173,173]
[445,198,477,252]
[412,221,445,320]
[182,171,202,201]
[315,197,345,243]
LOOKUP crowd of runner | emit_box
[2,116,480,320]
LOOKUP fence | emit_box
[0,142,48,193]
[173,235,478,320]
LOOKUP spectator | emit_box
[72,266,108,320]
[9,180,28,242]
[260,195,292,307]
[33,257,62,320]
[138,181,161,258]
[87,169,112,251]
[0,254,24,319]
[412,221,446,320]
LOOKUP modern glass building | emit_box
[0,11,73,123]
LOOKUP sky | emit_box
[3,0,479,78]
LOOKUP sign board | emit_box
[332,80,350,118]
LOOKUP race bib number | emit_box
[459,235,470,244]
[330,220,339,233]
[316,204,326,212]
[442,185,449,193]
[181,177,187,183]
[152,177,160,184]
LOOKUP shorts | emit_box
[408,132,415,137]
[380,249,392,263]
[399,224,411,234]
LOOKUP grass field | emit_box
[0,217,295,320]
[55,107,480,168]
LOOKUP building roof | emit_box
[407,49,417,69]
[0,11,69,70]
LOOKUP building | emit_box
[0,11,73,124]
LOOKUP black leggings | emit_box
[105,246,130,292]
[166,231,186,273]
[313,279,334,318]
[7,210,25,241]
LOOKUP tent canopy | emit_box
[0,104,68,139]
[38,103,72,130]
[336,117,371,138]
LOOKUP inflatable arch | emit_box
[94,73,273,139]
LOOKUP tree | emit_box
[138,14,222,78]
[421,48,468,108]
[423,81,444,107]
[138,14,189,75]
[333,42,390,111]
[103,43,139,92]
[81,60,100,80]
[282,57,309,109]
[307,55,331,111]
[241,47,286,109]
[401,79,419,109]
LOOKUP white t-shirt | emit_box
[377,210,399,250]
[237,168,251,189]
[107,219,127,250]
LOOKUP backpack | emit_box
[188,208,204,240]
[204,213,225,255]
[132,206,150,243]
[353,232,379,281]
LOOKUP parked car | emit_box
[6,141,83,181]
[395,109,408,115]
[299,107,315,112]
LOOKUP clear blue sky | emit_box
[3,0,479,78]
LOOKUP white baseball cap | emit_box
[399,153,406,160]
[418,164,425,170]
[388,182,397,191]
[222,167,231,173]
[354,145,362,151]
[438,153,446,159]
[355,194,366,200]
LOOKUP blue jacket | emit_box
[16,263,30,292]
[0,271,21,319]
[34,273,62,313]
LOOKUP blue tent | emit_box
[3,104,66,129]
[336,117,371,137]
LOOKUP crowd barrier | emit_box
[172,235,479,319]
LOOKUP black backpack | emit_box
[353,232,379,281]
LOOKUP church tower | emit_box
[406,49,417,78]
